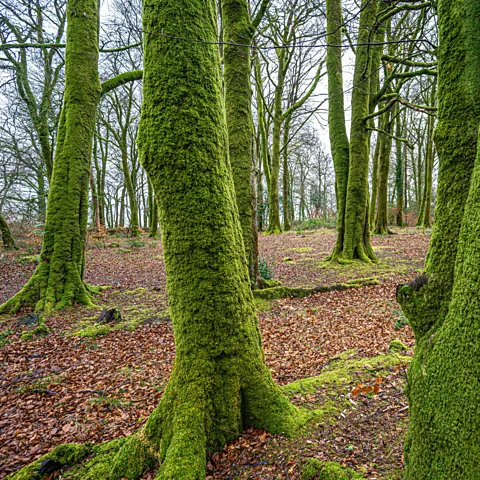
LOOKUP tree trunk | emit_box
[0,214,15,249]
[121,140,139,237]
[369,125,381,229]
[282,115,292,231]
[0,0,101,313]
[335,0,378,262]
[395,113,404,226]
[325,0,350,259]
[222,0,258,281]
[398,0,480,476]
[266,54,285,234]
[148,179,159,238]
[110,2,301,478]
[420,83,437,228]
[374,106,394,235]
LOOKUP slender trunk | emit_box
[266,55,285,234]
[340,0,379,262]
[395,113,404,226]
[0,0,101,313]
[369,124,382,229]
[121,141,139,237]
[222,0,257,281]
[325,0,350,258]
[111,1,301,477]
[282,116,291,230]
[374,106,394,235]
[421,83,437,228]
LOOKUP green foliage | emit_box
[389,339,408,353]
[258,256,275,280]
[129,240,146,248]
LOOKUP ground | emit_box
[0,227,429,479]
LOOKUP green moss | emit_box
[5,443,91,480]
[253,279,378,300]
[302,458,364,480]
[17,255,40,264]
[389,339,408,353]
[74,324,111,338]
[283,352,410,397]
[283,257,294,262]
[287,247,314,252]
[0,0,101,314]
[21,322,50,341]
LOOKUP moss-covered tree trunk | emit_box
[369,126,381,229]
[330,0,378,262]
[110,1,302,477]
[395,113,404,226]
[0,0,101,313]
[374,107,394,235]
[325,0,350,259]
[266,53,285,234]
[0,214,15,249]
[282,115,292,231]
[222,0,268,282]
[419,83,437,228]
[398,0,480,477]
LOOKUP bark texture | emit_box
[110,1,302,477]
[0,214,15,249]
[399,0,480,477]
[0,0,101,313]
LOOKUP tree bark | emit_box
[398,0,480,476]
[332,0,379,262]
[110,1,302,477]
[0,214,15,249]
[222,0,264,282]
[325,0,350,259]
[0,0,101,313]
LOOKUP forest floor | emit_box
[0,227,430,479]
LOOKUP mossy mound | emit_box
[302,458,364,479]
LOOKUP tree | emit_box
[397,0,480,476]
[0,0,101,312]
[221,0,269,284]
[326,0,379,262]
[109,1,302,477]
[0,213,15,249]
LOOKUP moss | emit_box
[283,352,410,397]
[302,458,364,480]
[5,443,91,480]
[402,1,480,476]
[253,279,378,300]
[222,0,257,280]
[326,0,379,263]
[74,324,111,338]
[0,0,101,313]
[18,255,40,264]
[109,0,306,476]
[287,247,314,253]
[21,322,50,341]
[0,214,15,249]
[389,339,408,353]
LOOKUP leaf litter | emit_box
[0,228,429,478]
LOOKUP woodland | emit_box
[0,0,479,479]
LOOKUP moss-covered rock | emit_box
[389,339,408,353]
